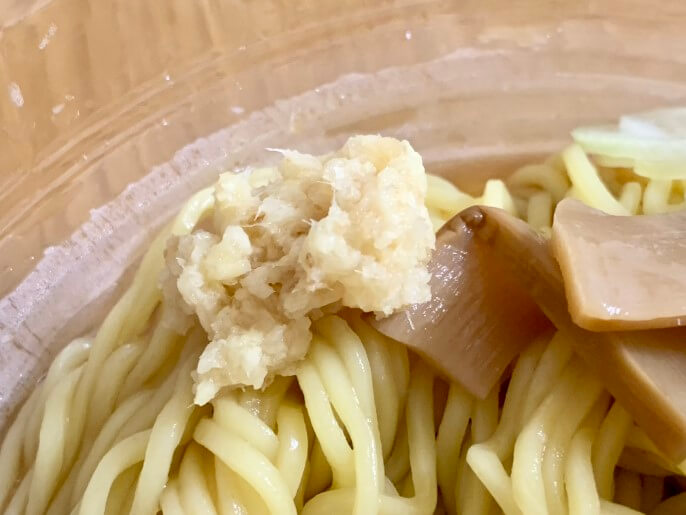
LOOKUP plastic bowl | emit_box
[3,0,686,424]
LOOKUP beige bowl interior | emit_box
[3,0,686,426]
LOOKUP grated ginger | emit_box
[161,135,435,404]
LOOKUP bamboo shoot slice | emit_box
[553,198,686,331]
[462,205,686,462]
[370,216,551,399]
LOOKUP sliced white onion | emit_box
[620,107,686,138]
[572,107,686,179]
[572,126,686,162]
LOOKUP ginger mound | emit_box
[161,135,435,404]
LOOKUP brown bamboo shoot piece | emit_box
[461,205,686,462]
[553,198,686,331]
[370,216,551,399]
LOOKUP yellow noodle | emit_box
[643,180,672,214]
[0,385,42,509]
[512,363,580,515]
[69,343,190,507]
[542,369,603,515]
[315,316,378,426]
[90,341,144,435]
[618,182,643,214]
[584,393,612,434]
[214,457,249,515]
[520,331,573,421]
[429,209,448,231]
[466,337,548,515]
[230,466,271,515]
[437,382,473,514]
[4,468,32,515]
[305,440,333,500]
[480,179,518,215]
[566,428,601,515]
[467,445,520,515]
[385,418,410,486]
[297,361,355,487]
[403,361,438,513]
[509,163,570,201]
[239,376,292,429]
[194,419,296,515]
[386,337,410,412]
[426,174,474,215]
[129,353,198,515]
[308,338,383,514]
[160,479,185,515]
[296,460,310,511]
[79,430,151,515]
[593,402,633,500]
[454,434,473,513]
[106,465,141,515]
[348,316,401,459]
[526,191,553,230]
[119,317,182,401]
[462,387,498,515]
[482,335,547,458]
[26,365,83,515]
[275,403,309,498]
[23,338,90,467]
[44,391,151,515]
[178,443,218,515]
[213,397,279,461]
[563,144,629,215]
[301,360,435,515]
